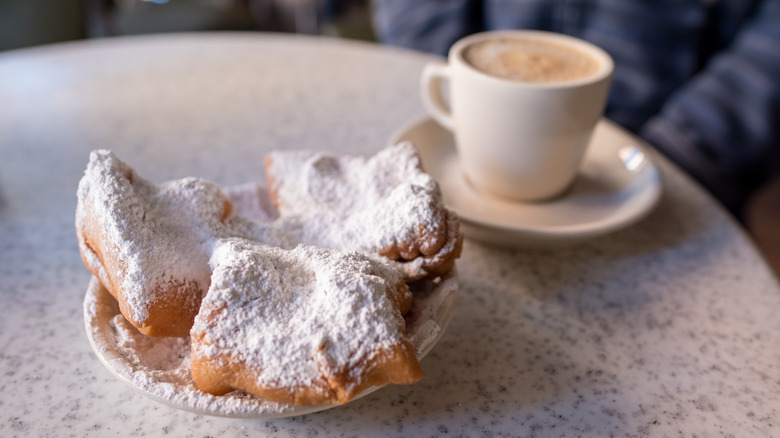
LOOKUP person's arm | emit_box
[639,1,780,216]
[371,0,482,56]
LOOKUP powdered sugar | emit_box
[76,151,291,327]
[113,314,189,370]
[77,151,220,324]
[266,142,448,258]
[192,239,411,397]
[223,182,279,223]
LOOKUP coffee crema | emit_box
[462,37,600,83]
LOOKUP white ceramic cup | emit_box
[420,30,614,201]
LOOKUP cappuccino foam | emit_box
[463,37,600,83]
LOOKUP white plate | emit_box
[83,272,457,418]
[389,117,662,248]
[82,184,458,418]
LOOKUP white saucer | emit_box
[389,117,662,248]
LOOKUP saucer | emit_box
[388,117,662,248]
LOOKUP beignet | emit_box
[76,150,288,337]
[190,238,424,405]
[265,142,463,280]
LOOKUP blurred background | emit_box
[0,0,377,52]
[1,0,778,275]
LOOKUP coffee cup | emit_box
[420,30,614,201]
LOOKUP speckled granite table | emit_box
[1,33,779,437]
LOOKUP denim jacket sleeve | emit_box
[371,0,478,56]
[639,0,780,214]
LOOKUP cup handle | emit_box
[420,62,454,131]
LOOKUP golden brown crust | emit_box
[263,155,280,209]
[191,324,423,406]
[421,210,464,278]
